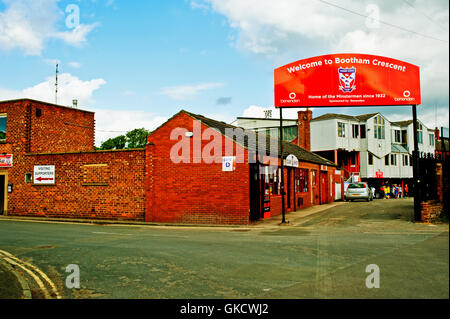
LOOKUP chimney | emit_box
[435,127,440,141]
[297,109,312,151]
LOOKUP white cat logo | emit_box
[339,67,356,93]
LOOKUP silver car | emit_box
[345,182,373,202]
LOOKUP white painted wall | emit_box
[310,119,337,151]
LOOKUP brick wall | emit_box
[7,149,146,221]
[0,99,95,155]
[297,110,312,151]
[145,112,250,225]
[421,200,443,222]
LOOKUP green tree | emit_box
[100,135,127,150]
[126,128,150,149]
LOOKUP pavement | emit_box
[0,258,31,299]
[0,200,345,229]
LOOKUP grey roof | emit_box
[182,110,336,167]
[311,112,378,122]
[391,120,414,127]
[391,144,409,153]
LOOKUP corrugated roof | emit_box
[182,110,336,167]
[391,144,409,153]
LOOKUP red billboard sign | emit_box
[274,53,421,107]
[0,154,13,167]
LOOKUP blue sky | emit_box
[0,0,448,144]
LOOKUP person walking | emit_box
[405,184,409,197]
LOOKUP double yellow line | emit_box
[0,249,61,299]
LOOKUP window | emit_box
[295,168,309,193]
[338,122,346,137]
[271,167,281,195]
[283,126,298,142]
[352,124,359,138]
[25,173,33,183]
[394,130,401,143]
[410,155,413,166]
[385,155,389,166]
[374,115,385,139]
[429,133,435,146]
[0,114,6,141]
[360,124,366,138]
[401,130,408,144]
[417,122,423,144]
[391,154,397,166]
[368,153,373,165]
[260,166,277,196]
[311,170,317,187]
[403,154,409,166]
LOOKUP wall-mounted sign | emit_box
[222,156,236,172]
[285,154,299,167]
[275,53,421,107]
[34,165,55,185]
[376,171,384,178]
[0,154,13,167]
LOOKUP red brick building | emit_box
[145,110,338,224]
[1,99,337,225]
[0,99,145,220]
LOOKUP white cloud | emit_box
[92,109,168,146]
[0,73,106,107]
[0,0,98,55]
[69,62,82,68]
[160,82,225,100]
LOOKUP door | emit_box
[249,164,262,221]
[320,171,328,204]
[0,174,6,215]
[286,168,291,209]
[335,176,342,200]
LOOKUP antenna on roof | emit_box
[55,63,59,105]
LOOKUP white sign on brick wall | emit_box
[222,156,236,172]
[34,165,55,185]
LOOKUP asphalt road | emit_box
[0,198,448,299]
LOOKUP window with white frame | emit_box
[394,129,401,143]
[417,122,423,144]
[429,133,435,146]
[403,154,409,166]
[338,122,346,137]
[352,124,359,138]
[374,115,385,139]
[391,154,397,166]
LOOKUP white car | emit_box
[345,182,373,202]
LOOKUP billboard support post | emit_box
[412,104,421,221]
[279,107,286,224]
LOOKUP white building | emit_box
[310,113,436,184]
[236,111,436,187]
